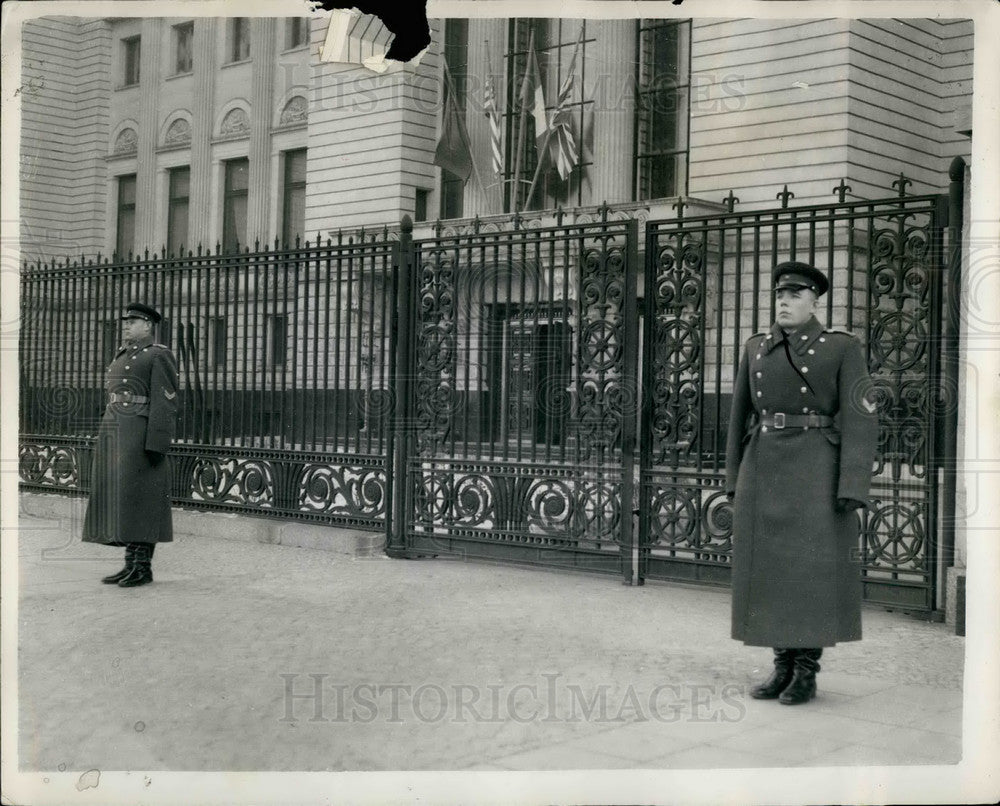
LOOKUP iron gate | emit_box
[387,217,638,576]
[392,168,964,613]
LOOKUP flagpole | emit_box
[441,59,488,203]
[510,28,534,214]
[524,25,583,213]
[522,127,554,215]
[484,38,503,215]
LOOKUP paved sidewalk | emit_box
[15,510,964,774]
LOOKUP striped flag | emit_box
[548,33,580,181]
[483,61,503,177]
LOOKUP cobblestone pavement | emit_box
[8,508,984,803]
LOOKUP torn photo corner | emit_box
[317,5,429,73]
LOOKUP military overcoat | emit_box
[724,315,878,647]
[82,336,179,545]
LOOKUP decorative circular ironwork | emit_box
[191,458,274,506]
[654,319,700,373]
[453,474,492,526]
[865,501,925,566]
[414,472,451,522]
[576,480,621,541]
[18,444,79,487]
[526,478,575,534]
[581,320,621,371]
[869,311,926,372]
[649,487,699,547]
[703,491,733,549]
[418,324,454,372]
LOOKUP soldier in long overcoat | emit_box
[82,302,178,588]
[724,262,878,705]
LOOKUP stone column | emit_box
[589,20,636,206]
[188,18,217,251]
[248,18,277,246]
[136,18,162,253]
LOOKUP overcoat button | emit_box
[819,337,826,342]
[802,407,809,413]
[756,391,762,397]
[801,335,808,340]
[801,366,809,373]
[801,386,808,393]
[808,349,815,355]
[756,371,762,378]
[762,426,768,433]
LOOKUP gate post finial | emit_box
[672,197,687,219]
[833,179,852,203]
[777,185,794,209]
[723,190,739,213]
[892,173,912,197]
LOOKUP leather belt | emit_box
[760,412,833,429]
[109,392,149,404]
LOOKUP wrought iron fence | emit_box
[18,165,964,613]
[19,235,398,528]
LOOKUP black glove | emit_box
[836,498,865,513]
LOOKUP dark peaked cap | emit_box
[121,302,162,323]
[772,261,830,296]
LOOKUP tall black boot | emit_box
[779,648,823,705]
[750,648,797,699]
[118,543,155,588]
[102,544,136,584]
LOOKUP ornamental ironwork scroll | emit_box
[867,213,934,481]
[413,246,457,456]
[646,229,705,468]
[575,236,629,463]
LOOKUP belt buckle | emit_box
[773,412,786,429]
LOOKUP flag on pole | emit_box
[483,52,503,178]
[434,75,473,182]
[548,33,580,181]
[521,35,548,152]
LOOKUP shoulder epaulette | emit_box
[823,327,860,338]
[153,343,170,349]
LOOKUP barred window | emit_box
[635,19,690,200]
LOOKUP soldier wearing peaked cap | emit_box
[82,302,179,588]
[724,262,879,705]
